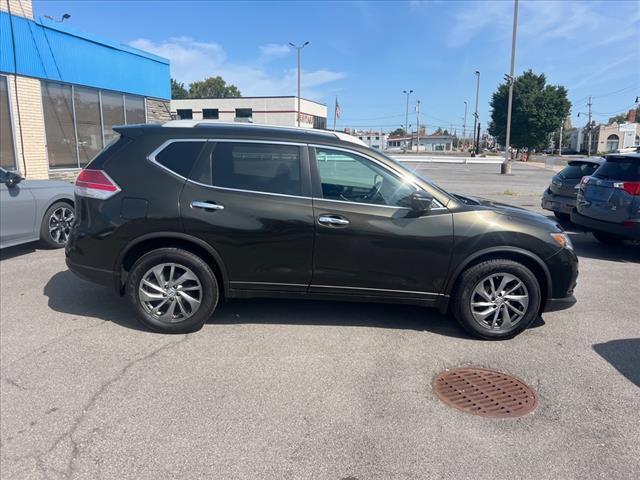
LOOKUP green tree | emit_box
[170,78,188,99]
[389,128,406,136]
[488,70,571,152]
[187,76,241,99]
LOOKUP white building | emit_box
[387,133,454,152]
[353,131,387,150]
[170,96,327,129]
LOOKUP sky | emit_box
[35,0,640,134]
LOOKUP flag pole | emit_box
[333,97,337,131]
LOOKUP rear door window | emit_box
[153,140,206,178]
[593,157,640,181]
[191,142,302,196]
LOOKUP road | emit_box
[1,162,639,480]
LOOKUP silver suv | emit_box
[571,153,640,244]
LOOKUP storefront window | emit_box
[125,94,145,124]
[42,82,77,168]
[74,86,103,166]
[0,76,17,170]
[102,91,125,145]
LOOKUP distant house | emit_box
[568,122,639,153]
[353,131,387,150]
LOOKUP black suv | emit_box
[67,121,578,339]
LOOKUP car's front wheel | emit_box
[127,248,219,333]
[451,259,541,340]
[40,201,75,248]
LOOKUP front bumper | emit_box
[570,210,640,240]
[541,190,576,214]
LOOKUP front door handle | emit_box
[318,214,350,226]
[191,200,224,211]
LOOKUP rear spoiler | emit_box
[113,124,162,138]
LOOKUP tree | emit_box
[187,76,241,99]
[389,128,406,136]
[433,127,444,135]
[171,78,188,99]
[488,70,571,152]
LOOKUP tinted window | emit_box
[177,109,193,120]
[202,108,219,119]
[0,76,16,170]
[559,162,600,179]
[594,157,640,181]
[193,142,301,196]
[154,141,206,178]
[315,148,416,206]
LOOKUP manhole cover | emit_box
[433,367,538,418]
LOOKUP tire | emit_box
[553,211,570,221]
[40,201,75,249]
[592,231,624,245]
[127,248,219,334]
[451,259,542,340]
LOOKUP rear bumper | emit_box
[66,257,116,288]
[570,210,640,240]
[541,190,576,214]
[543,294,577,312]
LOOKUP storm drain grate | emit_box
[432,367,538,418]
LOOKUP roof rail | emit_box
[161,120,368,147]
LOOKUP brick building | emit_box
[0,0,171,180]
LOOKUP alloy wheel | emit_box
[138,263,203,322]
[48,206,74,245]
[470,273,529,331]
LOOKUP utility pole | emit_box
[289,41,309,127]
[403,90,413,151]
[473,71,480,154]
[502,0,519,175]
[559,120,563,157]
[463,101,467,150]
[587,96,593,157]
[416,100,421,153]
[476,122,481,153]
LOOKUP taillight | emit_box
[75,169,121,199]
[613,181,640,196]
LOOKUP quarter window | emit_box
[315,148,416,207]
[154,141,206,178]
[0,76,16,170]
[191,142,302,196]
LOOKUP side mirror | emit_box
[5,172,23,188]
[401,190,433,213]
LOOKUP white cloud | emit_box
[259,43,291,59]
[129,37,345,100]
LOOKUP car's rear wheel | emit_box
[592,231,624,245]
[451,259,541,340]
[40,201,75,248]
[127,248,219,333]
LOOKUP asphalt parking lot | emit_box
[1,162,639,480]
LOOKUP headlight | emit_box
[550,232,573,250]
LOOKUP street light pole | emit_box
[463,101,468,150]
[289,41,309,127]
[502,0,519,175]
[472,71,480,154]
[403,89,413,151]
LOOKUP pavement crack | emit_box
[26,334,191,480]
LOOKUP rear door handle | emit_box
[318,214,350,226]
[191,200,224,211]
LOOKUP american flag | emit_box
[335,98,341,119]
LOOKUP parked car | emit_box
[66,121,578,340]
[0,167,75,249]
[541,158,603,219]
[571,153,640,244]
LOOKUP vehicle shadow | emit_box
[568,232,640,263]
[593,338,640,388]
[44,270,547,339]
[44,270,147,332]
[0,242,38,261]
